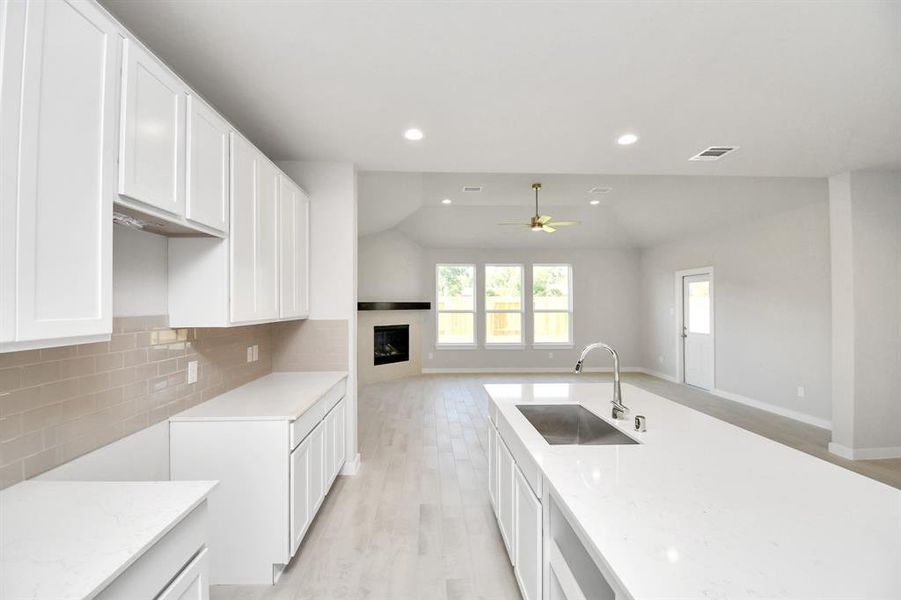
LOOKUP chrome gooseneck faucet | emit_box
[574,342,629,419]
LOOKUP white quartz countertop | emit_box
[0,480,216,600]
[170,371,347,422]
[485,382,901,600]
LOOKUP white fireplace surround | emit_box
[357,311,423,385]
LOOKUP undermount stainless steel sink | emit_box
[517,404,639,445]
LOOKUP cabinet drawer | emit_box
[289,379,346,449]
[96,502,208,599]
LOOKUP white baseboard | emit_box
[633,367,679,383]
[421,366,645,375]
[340,452,361,476]
[828,442,901,460]
[710,387,832,431]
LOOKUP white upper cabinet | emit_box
[186,94,230,234]
[278,176,310,319]
[229,133,279,324]
[119,38,185,216]
[0,0,118,350]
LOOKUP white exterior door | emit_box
[682,272,714,389]
[186,94,230,234]
[4,0,118,345]
[119,38,185,215]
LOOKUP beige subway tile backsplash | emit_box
[0,316,273,490]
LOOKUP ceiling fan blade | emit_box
[538,215,553,224]
[542,225,557,233]
[497,222,530,226]
[546,220,580,227]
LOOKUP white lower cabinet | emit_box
[158,548,210,600]
[170,380,347,585]
[290,433,313,557]
[514,467,542,600]
[491,420,542,600]
[488,424,498,510]
[497,434,516,563]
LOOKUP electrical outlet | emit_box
[246,347,253,363]
[797,386,805,398]
[548,352,554,359]
[428,352,433,360]
[187,360,198,384]
[658,355,664,365]
[252,345,259,362]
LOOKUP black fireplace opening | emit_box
[374,324,410,366]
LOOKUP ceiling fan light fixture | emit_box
[589,199,601,205]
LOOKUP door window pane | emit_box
[688,280,710,334]
[534,312,570,344]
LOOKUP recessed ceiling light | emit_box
[403,128,424,141]
[617,133,639,145]
[441,198,452,205]
[589,199,601,205]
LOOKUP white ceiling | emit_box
[100,1,901,177]
[358,172,826,248]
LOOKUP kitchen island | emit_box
[0,480,216,600]
[484,382,901,600]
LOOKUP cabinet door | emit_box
[157,547,209,600]
[335,398,346,472]
[488,424,497,511]
[254,158,279,320]
[278,177,310,319]
[325,404,338,484]
[119,38,185,215]
[497,436,516,564]
[229,135,278,323]
[290,435,311,557]
[186,94,229,234]
[309,422,325,513]
[514,467,542,600]
[7,0,118,343]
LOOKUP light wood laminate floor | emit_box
[211,373,901,600]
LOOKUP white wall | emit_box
[277,161,360,471]
[113,225,168,317]
[829,171,901,458]
[420,247,643,371]
[358,229,426,301]
[639,200,832,425]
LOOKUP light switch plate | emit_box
[797,386,805,398]
[246,347,253,363]
[252,345,259,362]
[187,360,198,384]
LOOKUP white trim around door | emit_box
[674,267,715,390]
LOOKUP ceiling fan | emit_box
[498,183,580,233]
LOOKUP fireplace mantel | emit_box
[357,302,431,311]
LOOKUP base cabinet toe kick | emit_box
[170,378,348,585]
[488,416,625,600]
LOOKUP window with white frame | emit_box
[532,264,572,345]
[436,264,476,346]
[485,264,523,345]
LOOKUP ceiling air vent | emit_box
[462,185,482,193]
[689,146,739,161]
